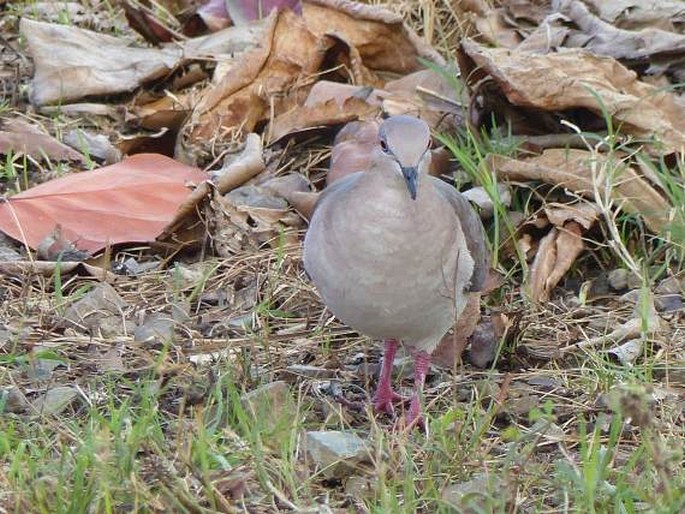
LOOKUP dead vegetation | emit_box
[1,0,684,512]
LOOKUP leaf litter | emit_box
[1,0,684,511]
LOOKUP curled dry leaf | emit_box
[490,149,671,233]
[0,153,206,253]
[560,0,685,64]
[527,227,558,303]
[158,134,265,245]
[23,15,264,107]
[269,81,383,142]
[543,202,600,230]
[269,95,378,144]
[21,18,181,106]
[185,0,442,152]
[460,39,685,155]
[187,10,323,146]
[432,292,483,368]
[303,0,443,72]
[563,293,664,355]
[0,118,84,162]
[226,0,302,25]
[210,186,303,256]
[527,221,586,303]
[583,0,685,31]
[461,183,512,219]
[0,261,121,281]
[607,338,644,366]
[211,133,265,194]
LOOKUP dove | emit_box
[304,115,489,427]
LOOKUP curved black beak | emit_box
[401,166,418,200]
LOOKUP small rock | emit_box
[62,282,131,337]
[1,386,28,413]
[173,263,205,288]
[654,293,682,312]
[226,313,255,330]
[0,233,22,262]
[31,386,80,415]
[618,289,641,304]
[442,474,504,513]
[27,357,65,381]
[519,419,566,444]
[504,394,540,418]
[475,380,501,403]
[606,338,643,366]
[462,184,511,219]
[63,129,121,163]
[282,365,337,383]
[608,269,642,291]
[134,313,175,346]
[525,375,560,390]
[304,430,372,479]
[468,320,499,368]
[240,381,296,436]
[655,275,685,295]
[112,257,160,276]
[344,475,378,498]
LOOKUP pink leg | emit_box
[373,339,405,414]
[405,350,431,429]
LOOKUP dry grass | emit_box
[1,1,684,513]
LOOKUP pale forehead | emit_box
[378,115,430,143]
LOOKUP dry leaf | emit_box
[490,149,671,233]
[302,0,444,73]
[210,186,303,256]
[158,134,265,244]
[584,0,685,31]
[0,153,206,253]
[226,0,302,25]
[269,95,378,144]
[560,0,685,63]
[546,221,585,298]
[527,227,558,303]
[21,18,181,106]
[460,39,685,155]
[0,118,84,162]
[0,260,121,281]
[544,202,600,230]
[432,292,482,368]
[563,293,664,354]
[186,9,324,148]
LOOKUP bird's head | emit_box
[377,115,431,200]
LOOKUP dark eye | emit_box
[379,139,389,153]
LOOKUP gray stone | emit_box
[134,312,175,346]
[441,474,504,513]
[62,282,131,337]
[1,386,28,413]
[304,430,372,479]
[282,364,337,383]
[344,475,378,498]
[27,357,65,381]
[240,381,296,439]
[654,293,682,312]
[607,269,642,291]
[31,386,80,415]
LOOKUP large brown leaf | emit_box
[490,149,671,233]
[0,154,206,253]
[460,39,685,154]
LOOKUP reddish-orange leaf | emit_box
[0,153,206,254]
